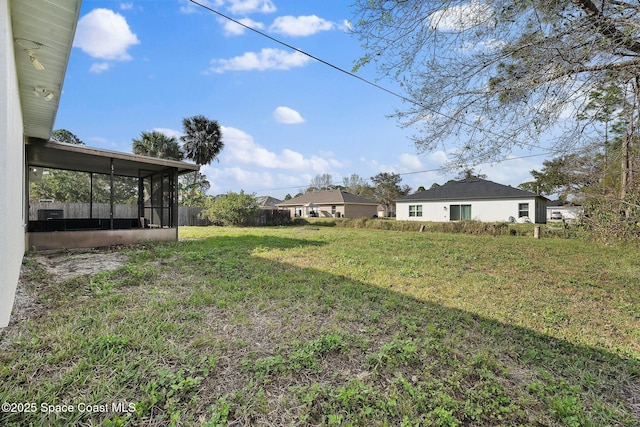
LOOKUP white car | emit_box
[550,211,562,220]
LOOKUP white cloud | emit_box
[219,17,265,36]
[220,126,339,172]
[481,156,543,187]
[226,0,276,14]
[179,0,223,14]
[460,38,505,53]
[120,2,134,11]
[273,106,305,124]
[428,1,493,32]
[180,0,275,15]
[428,150,451,165]
[203,166,310,196]
[208,48,313,73]
[153,128,182,139]
[207,167,274,189]
[269,15,336,37]
[74,8,139,61]
[89,62,110,73]
[398,153,423,170]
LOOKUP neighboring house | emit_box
[257,196,283,210]
[547,201,583,221]
[1,1,198,326]
[396,178,548,223]
[278,190,378,218]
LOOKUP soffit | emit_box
[11,0,81,140]
[27,140,200,177]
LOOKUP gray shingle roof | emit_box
[398,178,544,201]
[278,190,378,206]
[257,196,283,207]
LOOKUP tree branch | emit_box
[571,0,640,54]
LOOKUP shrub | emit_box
[201,191,259,226]
[332,218,542,237]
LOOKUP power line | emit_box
[245,152,551,194]
[189,1,564,196]
[188,0,553,153]
[397,152,551,176]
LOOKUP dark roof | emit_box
[278,190,378,206]
[257,196,283,207]
[27,139,199,177]
[398,178,545,201]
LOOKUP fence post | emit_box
[534,226,541,239]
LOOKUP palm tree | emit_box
[180,115,223,165]
[180,115,224,186]
[132,131,184,161]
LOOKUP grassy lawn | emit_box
[1,225,639,426]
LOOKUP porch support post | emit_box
[89,172,93,219]
[138,169,144,227]
[110,158,114,230]
[171,168,178,227]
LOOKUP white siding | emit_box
[0,0,26,327]
[397,198,541,223]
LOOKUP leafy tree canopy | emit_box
[370,172,411,208]
[342,173,375,198]
[52,129,84,145]
[179,171,211,207]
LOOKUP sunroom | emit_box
[26,139,199,250]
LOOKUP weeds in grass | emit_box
[1,226,638,425]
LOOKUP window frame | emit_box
[449,204,471,221]
[408,204,423,217]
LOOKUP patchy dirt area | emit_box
[1,249,130,343]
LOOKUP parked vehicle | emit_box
[550,211,562,220]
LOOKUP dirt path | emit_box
[1,249,130,343]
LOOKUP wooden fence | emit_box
[29,203,290,226]
[29,202,209,226]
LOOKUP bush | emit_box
[579,194,640,244]
[201,191,259,226]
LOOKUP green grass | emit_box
[1,226,638,426]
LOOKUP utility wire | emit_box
[189,0,554,154]
[247,152,551,194]
[189,0,563,196]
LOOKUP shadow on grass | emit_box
[1,231,638,426]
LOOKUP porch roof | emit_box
[27,139,200,177]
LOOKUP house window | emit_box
[409,205,422,217]
[518,203,529,218]
[450,204,471,221]
[331,205,336,215]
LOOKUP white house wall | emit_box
[397,198,542,223]
[1,0,26,327]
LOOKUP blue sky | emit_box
[54,0,546,199]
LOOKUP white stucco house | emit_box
[1,0,83,327]
[396,178,548,224]
[1,1,198,327]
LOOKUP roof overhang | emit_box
[27,139,200,177]
[11,0,82,140]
